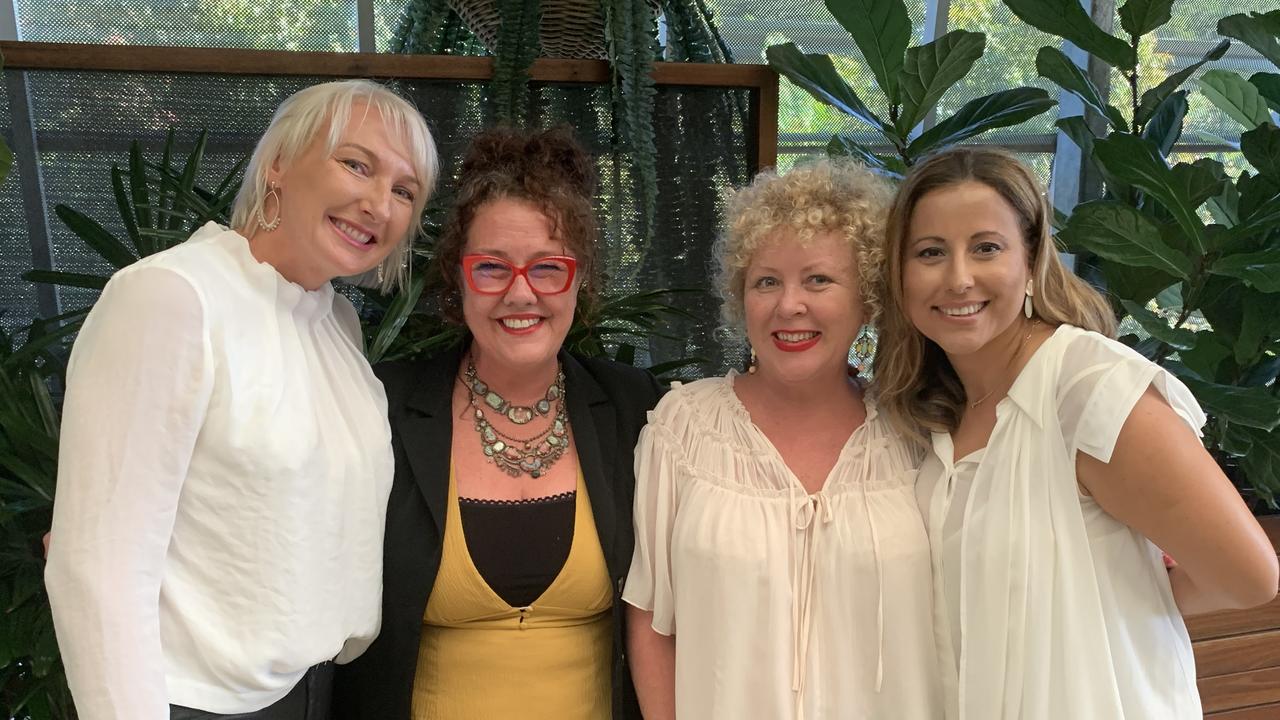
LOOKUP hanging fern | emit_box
[491,0,543,123]
[602,0,658,251]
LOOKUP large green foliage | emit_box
[766,0,1057,172]
[1017,0,1280,508]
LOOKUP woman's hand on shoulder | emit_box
[1077,387,1279,614]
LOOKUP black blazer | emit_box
[332,342,663,719]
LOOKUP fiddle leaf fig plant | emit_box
[766,0,1056,173]
[1012,0,1280,508]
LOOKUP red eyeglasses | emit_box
[461,254,578,295]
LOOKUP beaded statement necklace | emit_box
[464,358,569,478]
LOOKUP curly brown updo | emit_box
[434,125,599,325]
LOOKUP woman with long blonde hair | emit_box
[875,146,1277,719]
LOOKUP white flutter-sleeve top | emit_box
[915,324,1206,720]
[624,374,942,720]
[45,223,394,720]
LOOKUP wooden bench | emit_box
[1192,517,1280,718]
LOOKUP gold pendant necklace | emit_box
[968,319,1040,409]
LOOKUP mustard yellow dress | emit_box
[411,469,613,719]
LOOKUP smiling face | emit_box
[461,197,580,376]
[901,180,1032,358]
[265,102,420,288]
[743,229,865,385]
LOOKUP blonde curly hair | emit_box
[714,158,893,333]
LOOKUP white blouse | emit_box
[625,375,941,719]
[45,223,394,719]
[915,324,1205,719]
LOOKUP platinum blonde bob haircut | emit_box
[230,79,440,293]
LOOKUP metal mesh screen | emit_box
[1141,0,1277,146]
[15,0,360,50]
[0,69,754,374]
[0,78,35,335]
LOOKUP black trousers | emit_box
[169,663,333,720]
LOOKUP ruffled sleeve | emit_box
[1056,328,1207,464]
[622,384,690,636]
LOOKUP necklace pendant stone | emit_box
[484,392,504,411]
[508,407,534,424]
[535,399,551,414]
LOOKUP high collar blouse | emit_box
[46,223,394,719]
[915,324,1205,720]
[624,374,941,719]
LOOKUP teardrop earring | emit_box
[1024,279,1035,319]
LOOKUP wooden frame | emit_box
[0,41,778,171]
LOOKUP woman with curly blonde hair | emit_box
[624,158,942,719]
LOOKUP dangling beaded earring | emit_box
[257,182,282,232]
[747,347,758,374]
[1024,279,1035,319]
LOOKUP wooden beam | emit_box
[0,41,777,89]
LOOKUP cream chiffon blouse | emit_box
[624,375,941,719]
[915,324,1205,719]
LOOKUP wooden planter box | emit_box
[1192,515,1280,718]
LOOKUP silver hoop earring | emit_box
[257,183,282,232]
[1024,279,1035,319]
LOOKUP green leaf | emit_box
[1235,288,1275,364]
[1199,69,1273,130]
[1209,248,1280,292]
[1136,39,1229,125]
[1119,300,1196,350]
[827,135,889,172]
[1182,377,1280,431]
[1056,115,1096,154]
[1238,425,1280,509]
[1240,123,1280,177]
[1252,72,1280,114]
[21,270,109,291]
[908,87,1055,157]
[767,43,886,130]
[127,140,151,251]
[1118,0,1174,38]
[1141,90,1187,156]
[1002,0,1137,69]
[1058,201,1193,279]
[367,274,426,364]
[54,204,138,269]
[0,137,11,185]
[1218,11,1280,69]
[1092,133,1207,255]
[110,165,143,257]
[1207,180,1240,228]
[897,29,986,133]
[1035,46,1127,131]
[1170,159,1227,209]
[1179,332,1234,381]
[824,0,912,103]
[1098,258,1177,305]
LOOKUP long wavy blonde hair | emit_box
[873,147,1116,445]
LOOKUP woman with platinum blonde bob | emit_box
[46,79,438,720]
[625,158,942,719]
[875,146,1278,719]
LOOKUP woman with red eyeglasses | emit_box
[332,126,662,719]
